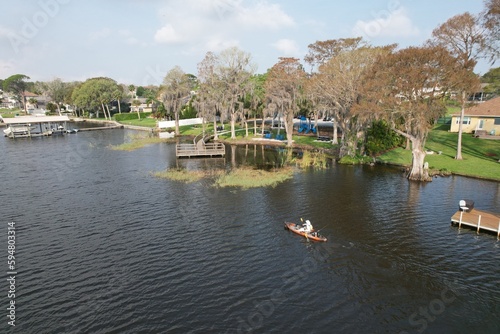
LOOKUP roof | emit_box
[1,115,70,124]
[23,91,39,97]
[454,97,500,117]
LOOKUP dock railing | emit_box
[176,142,225,158]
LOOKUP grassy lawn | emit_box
[378,125,500,181]
[116,117,157,128]
[0,108,22,118]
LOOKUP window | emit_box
[495,118,500,125]
[455,117,471,125]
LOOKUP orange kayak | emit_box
[284,222,327,242]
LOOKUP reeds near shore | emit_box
[110,134,167,151]
[153,167,294,189]
[215,167,294,189]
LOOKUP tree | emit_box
[216,47,256,139]
[246,73,267,135]
[136,86,145,97]
[482,0,500,63]
[197,51,224,140]
[45,78,68,115]
[360,46,464,181]
[112,85,125,114]
[428,12,485,160]
[481,66,500,95]
[132,99,142,120]
[311,44,392,157]
[72,77,120,119]
[304,37,365,72]
[159,66,194,135]
[28,97,38,109]
[128,84,136,99]
[3,74,30,113]
[265,57,306,147]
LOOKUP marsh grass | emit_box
[295,150,330,169]
[215,167,294,189]
[152,167,294,189]
[110,134,167,151]
[153,169,214,183]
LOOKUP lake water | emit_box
[1,128,499,333]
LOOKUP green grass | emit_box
[378,125,500,181]
[117,117,157,128]
[0,108,22,118]
[446,106,461,116]
[110,135,168,151]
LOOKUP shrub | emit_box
[365,120,404,156]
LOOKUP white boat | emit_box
[3,125,37,137]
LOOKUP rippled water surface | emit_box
[1,129,499,333]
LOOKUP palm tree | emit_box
[132,99,141,120]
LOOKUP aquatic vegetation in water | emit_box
[110,134,167,151]
[153,167,294,189]
[152,169,218,183]
[294,150,330,169]
[215,167,294,189]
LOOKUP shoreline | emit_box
[71,117,500,183]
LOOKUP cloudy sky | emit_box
[0,0,490,86]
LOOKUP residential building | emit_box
[450,97,500,136]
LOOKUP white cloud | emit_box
[237,2,295,29]
[154,24,183,44]
[271,39,300,56]
[153,0,295,47]
[205,37,240,52]
[352,8,420,39]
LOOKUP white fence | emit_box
[158,118,203,129]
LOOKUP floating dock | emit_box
[451,209,500,238]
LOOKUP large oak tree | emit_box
[160,66,194,136]
[3,74,30,113]
[310,44,392,157]
[265,57,306,147]
[360,46,466,181]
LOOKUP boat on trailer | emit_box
[284,222,327,242]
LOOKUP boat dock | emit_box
[176,141,225,158]
[2,115,70,138]
[451,209,500,238]
[77,125,122,131]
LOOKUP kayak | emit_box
[284,222,327,242]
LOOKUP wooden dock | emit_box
[451,209,500,238]
[77,125,122,131]
[176,142,225,158]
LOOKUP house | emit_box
[450,97,500,136]
[128,97,153,113]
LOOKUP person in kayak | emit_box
[299,220,313,233]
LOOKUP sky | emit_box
[0,0,492,86]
